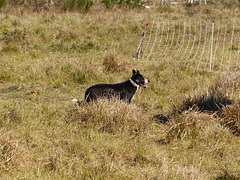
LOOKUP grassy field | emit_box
[0,2,240,179]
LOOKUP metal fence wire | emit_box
[134,20,240,72]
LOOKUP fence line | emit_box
[190,21,201,66]
[218,24,227,72]
[134,20,239,73]
[172,21,186,61]
[169,21,181,60]
[235,40,240,72]
[228,22,235,71]
[179,21,191,62]
[198,22,208,69]
[151,21,165,61]
[205,23,212,70]
[147,21,159,59]
[185,22,197,65]
[161,21,175,59]
[157,21,170,60]
[142,21,154,59]
[212,21,221,68]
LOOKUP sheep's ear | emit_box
[132,69,136,75]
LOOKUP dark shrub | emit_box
[102,0,141,9]
[0,0,6,9]
[62,0,93,13]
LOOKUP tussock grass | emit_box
[67,98,153,135]
[219,103,240,136]
[177,91,233,114]
[154,75,239,147]
[154,73,239,122]
[0,3,240,179]
[103,53,127,73]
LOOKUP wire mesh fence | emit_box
[134,20,240,73]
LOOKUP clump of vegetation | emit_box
[62,0,93,13]
[154,76,239,142]
[0,136,20,170]
[1,26,29,52]
[178,91,233,114]
[101,0,141,9]
[103,53,126,73]
[157,5,174,13]
[165,110,210,141]
[154,90,232,142]
[219,104,240,136]
[0,0,6,9]
[67,98,152,135]
[154,90,233,124]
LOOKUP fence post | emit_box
[228,21,235,71]
[210,21,214,71]
[236,39,240,72]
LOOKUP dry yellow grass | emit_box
[0,1,240,179]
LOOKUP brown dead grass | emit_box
[67,98,153,135]
[219,104,240,136]
[0,3,240,179]
[103,53,128,73]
